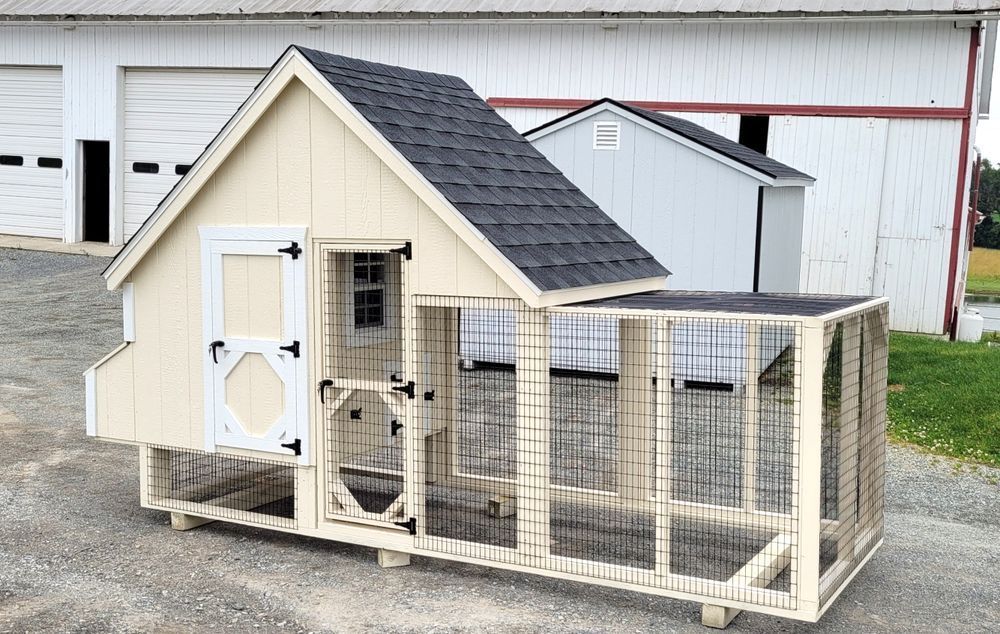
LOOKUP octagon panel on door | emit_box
[202,228,309,462]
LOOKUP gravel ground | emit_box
[1,247,999,633]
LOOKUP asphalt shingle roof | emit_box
[295,46,668,292]
[527,98,813,182]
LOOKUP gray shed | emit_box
[525,99,815,293]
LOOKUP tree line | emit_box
[974,158,1000,250]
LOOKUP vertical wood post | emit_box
[742,322,760,513]
[797,319,825,615]
[516,308,550,567]
[618,318,653,502]
[654,318,673,582]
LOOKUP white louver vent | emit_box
[593,121,621,150]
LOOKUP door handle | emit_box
[208,340,225,364]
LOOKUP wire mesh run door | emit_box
[319,245,412,528]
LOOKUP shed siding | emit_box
[532,110,760,292]
[93,79,515,446]
[758,186,804,293]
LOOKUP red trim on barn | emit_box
[486,97,969,120]
[943,26,981,337]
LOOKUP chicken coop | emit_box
[85,46,888,627]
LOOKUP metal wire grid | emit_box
[145,445,297,528]
[818,304,888,606]
[411,296,802,607]
[320,247,408,523]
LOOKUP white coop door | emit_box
[0,66,63,238]
[202,228,309,463]
[123,68,265,237]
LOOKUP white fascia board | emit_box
[102,47,301,289]
[771,177,816,188]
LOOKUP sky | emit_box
[977,45,1000,164]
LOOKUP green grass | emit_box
[887,333,1000,466]
[966,247,1000,295]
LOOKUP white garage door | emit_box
[0,67,63,238]
[123,68,265,238]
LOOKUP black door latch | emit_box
[350,407,362,420]
[318,378,333,404]
[280,438,302,456]
[279,341,300,358]
[277,241,302,259]
[391,381,415,399]
[208,340,225,364]
[390,419,403,436]
[423,390,435,401]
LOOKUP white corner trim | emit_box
[122,282,135,342]
[85,368,97,436]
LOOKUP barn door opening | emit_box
[80,140,110,243]
[319,244,412,529]
[201,227,309,463]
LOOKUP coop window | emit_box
[354,288,385,328]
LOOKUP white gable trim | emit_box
[525,101,814,188]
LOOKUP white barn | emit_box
[0,2,996,334]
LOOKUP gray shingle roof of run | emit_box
[295,46,668,292]
[573,290,875,317]
[532,99,813,182]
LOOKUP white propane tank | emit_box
[957,307,985,342]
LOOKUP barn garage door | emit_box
[0,67,63,238]
[123,68,264,238]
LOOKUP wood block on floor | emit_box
[170,512,216,531]
[377,549,411,568]
[702,604,741,629]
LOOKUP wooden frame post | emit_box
[618,318,653,502]
[516,308,551,567]
[742,323,760,513]
[797,319,826,615]
[654,318,673,582]
[836,316,861,562]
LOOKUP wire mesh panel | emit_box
[146,446,297,529]
[411,296,803,609]
[320,246,408,525]
[818,303,888,606]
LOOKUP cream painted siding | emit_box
[0,20,982,332]
[0,66,62,238]
[123,68,265,237]
[92,79,515,446]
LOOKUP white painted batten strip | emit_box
[84,368,97,436]
[122,282,135,342]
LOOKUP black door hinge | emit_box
[423,390,435,401]
[390,419,403,436]
[280,438,302,456]
[389,241,412,260]
[391,380,415,399]
[208,340,225,364]
[278,241,302,259]
[318,378,333,404]
[394,517,417,535]
[279,340,300,358]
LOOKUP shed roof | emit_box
[572,290,878,317]
[525,98,814,183]
[2,1,997,20]
[296,46,668,291]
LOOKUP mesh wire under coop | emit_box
[147,446,297,528]
[413,297,803,606]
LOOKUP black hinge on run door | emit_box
[279,341,300,357]
[394,517,416,535]
[277,241,302,259]
[389,241,412,260]
[391,380,415,399]
[280,438,302,456]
